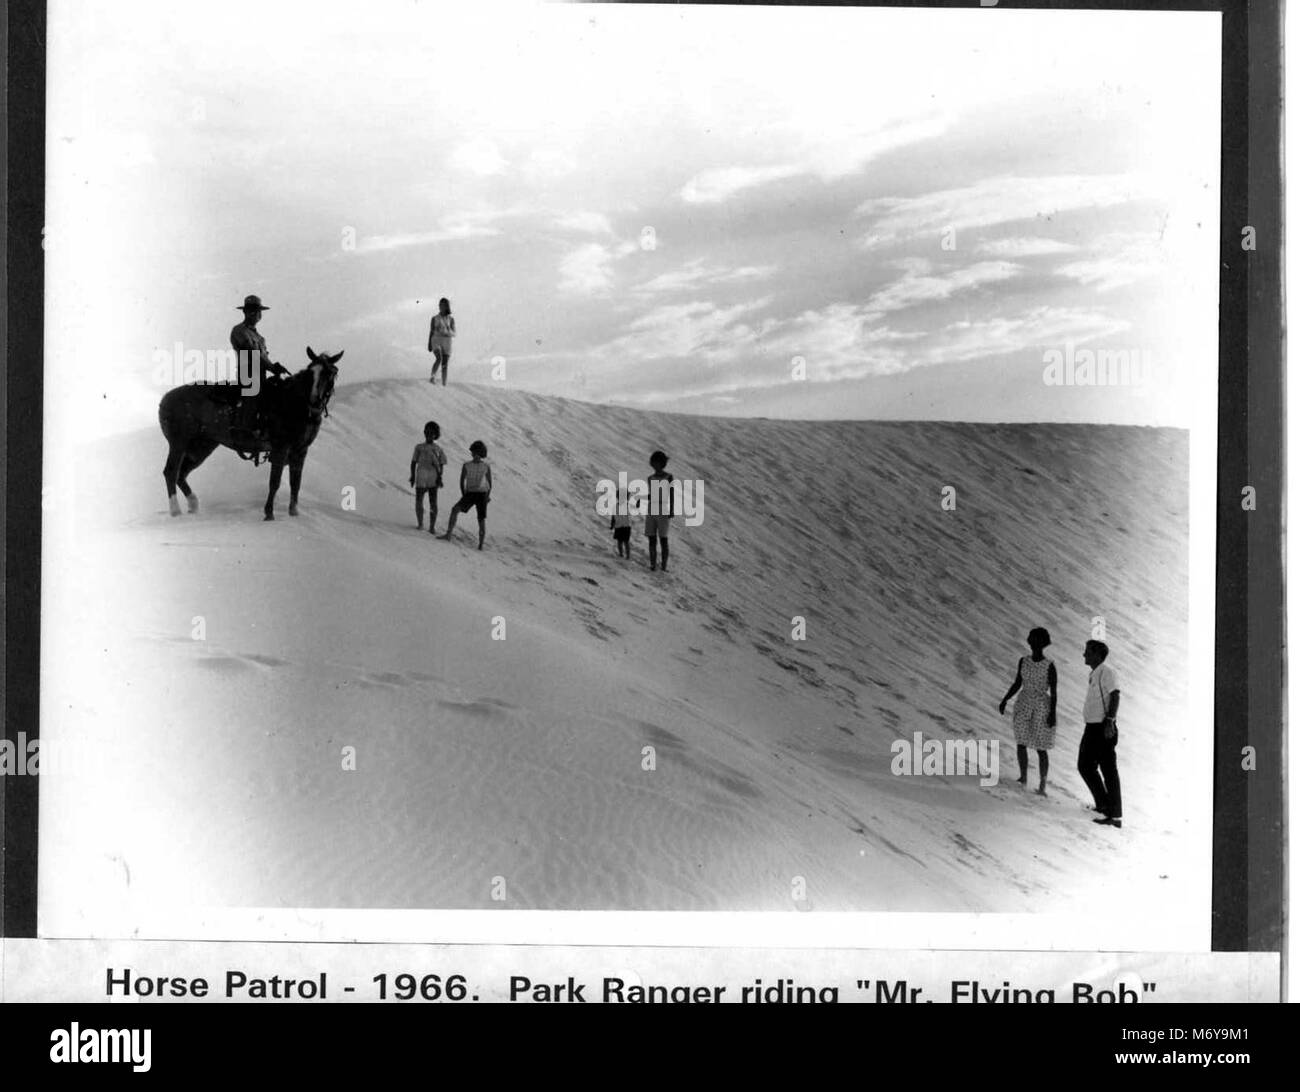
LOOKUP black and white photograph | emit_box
[33,0,1221,951]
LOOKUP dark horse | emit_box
[158,347,342,520]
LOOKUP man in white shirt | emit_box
[1078,640,1123,828]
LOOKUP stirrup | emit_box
[230,427,265,465]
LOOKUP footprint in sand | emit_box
[196,650,287,674]
[196,656,255,675]
[436,702,517,717]
[365,671,412,687]
[245,653,288,668]
[874,706,901,730]
[701,620,736,643]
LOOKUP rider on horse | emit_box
[230,294,292,442]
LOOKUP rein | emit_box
[287,364,336,421]
[235,365,335,464]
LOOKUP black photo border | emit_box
[1,0,1284,974]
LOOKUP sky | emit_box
[45,1,1222,433]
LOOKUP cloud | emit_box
[355,222,499,254]
[525,148,578,181]
[977,236,1081,258]
[634,258,778,295]
[806,116,950,180]
[703,260,1026,382]
[911,307,1132,372]
[608,302,1132,406]
[323,297,433,337]
[557,235,640,293]
[450,136,508,176]
[810,302,1126,381]
[555,211,615,235]
[681,164,802,205]
[558,242,618,293]
[594,256,1079,389]
[757,303,927,379]
[861,259,1022,319]
[680,116,948,205]
[857,174,1161,249]
[599,297,774,362]
[1055,233,1169,291]
[354,223,493,254]
[353,207,523,255]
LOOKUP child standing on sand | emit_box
[610,489,633,559]
[442,439,492,549]
[645,450,674,572]
[998,627,1058,795]
[409,421,446,534]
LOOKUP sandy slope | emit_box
[39,379,1192,919]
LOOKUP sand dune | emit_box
[40,379,1191,919]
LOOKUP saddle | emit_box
[196,381,246,406]
[209,384,271,464]
[198,376,289,465]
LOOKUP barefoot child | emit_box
[442,440,492,549]
[645,450,674,572]
[409,421,446,533]
[998,627,1057,794]
[610,488,633,559]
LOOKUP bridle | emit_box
[304,362,337,421]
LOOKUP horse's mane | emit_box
[288,355,339,382]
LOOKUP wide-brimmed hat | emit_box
[237,294,269,312]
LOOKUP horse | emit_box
[158,347,342,521]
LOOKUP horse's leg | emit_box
[177,439,219,513]
[264,450,286,521]
[287,452,305,516]
[163,440,186,516]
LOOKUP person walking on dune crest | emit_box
[998,627,1058,795]
[442,440,491,549]
[428,297,456,385]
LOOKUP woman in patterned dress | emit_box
[428,297,456,385]
[998,627,1058,795]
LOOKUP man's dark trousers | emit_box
[1078,722,1122,819]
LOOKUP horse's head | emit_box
[303,346,343,418]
